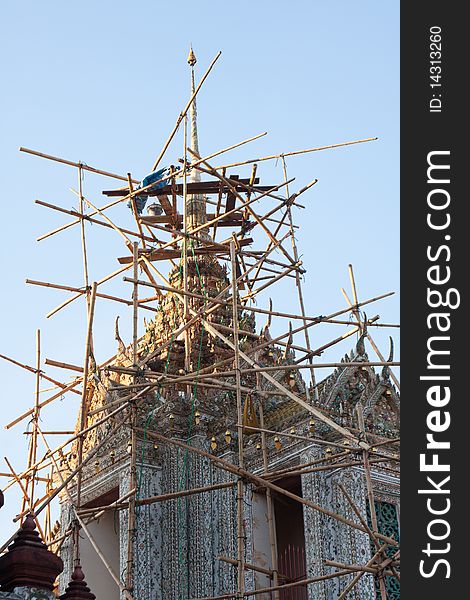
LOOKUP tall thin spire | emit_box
[186,46,209,240]
[188,46,200,182]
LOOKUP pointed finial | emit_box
[0,513,63,592]
[187,46,197,67]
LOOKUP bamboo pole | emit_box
[282,157,317,398]
[4,457,45,542]
[123,277,396,327]
[217,555,283,580]
[29,329,41,510]
[19,146,140,183]
[35,199,156,243]
[74,282,97,565]
[44,358,83,373]
[125,242,139,592]
[355,403,388,600]
[266,458,389,480]
[26,278,160,315]
[258,395,280,599]
[78,481,237,516]
[342,283,400,390]
[164,362,399,386]
[182,114,191,398]
[75,514,134,600]
[4,377,81,430]
[188,132,267,173]
[189,569,369,600]
[336,543,392,600]
[213,136,378,170]
[77,164,91,315]
[128,173,146,250]
[230,241,245,600]
[82,488,136,523]
[324,560,380,575]
[0,353,81,396]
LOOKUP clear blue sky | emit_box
[0,1,399,539]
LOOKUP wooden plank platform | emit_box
[117,237,253,264]
[102,178,274,198]
[140,211,244,225]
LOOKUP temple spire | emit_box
[186,46,209,240]
[187,46,200,181]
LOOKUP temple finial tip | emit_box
[187,46,197,67]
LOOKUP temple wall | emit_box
[251,491,273,597]
[301,447,376,600]
[0,588,55,600]
[81,511,120,600]
[120,464,162,600]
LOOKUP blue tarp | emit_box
[128,166,180,214]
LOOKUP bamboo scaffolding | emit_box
[136,228,294,368]
[23,384,156,526]
[123,276,396,328]
[119,287,394,385]
[188,151,305,268]
[3,69,401,600]
[33,126,268,249]
[337,482,400,585]
[137,177,295,260]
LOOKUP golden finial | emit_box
[187,46,197,67]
